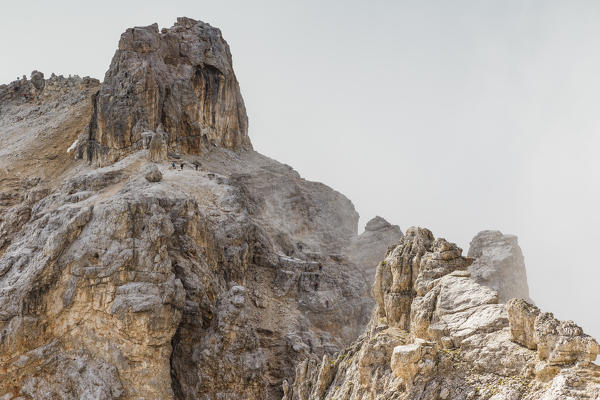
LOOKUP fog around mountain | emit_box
[2,0,598,341]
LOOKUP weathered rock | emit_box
[144,163,163,182]
[83,18,251,166]
[3,15,599,400]
[468,230,530,303]
[30,70,45,91]
[508,298,600,367]
[0,18,373,396]
[346,216,403,283]
[284,228,600,400]
[148,131,168,162]
[507,298,540,350]
[372,227,471,330]
[390,338,436,389]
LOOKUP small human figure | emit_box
[319,264,322,271]
[313,281,319,291]
[171,161,176,169]
[180,163,184,170]
[307,339,313,353]
[195,164,199,171]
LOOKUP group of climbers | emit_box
[170,161,201,171]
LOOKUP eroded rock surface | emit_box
[346,216,403,283]
[81,17,251,166]
[0,18,384,400]
[3,15,597,400]
[284,228,600,400]
[468,230,530,303]
[507,298,600,368]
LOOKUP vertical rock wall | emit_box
[84,17,251,166]
[468,230,530,303]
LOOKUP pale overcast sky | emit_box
[2,1,599,340]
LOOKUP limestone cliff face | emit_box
[468,230,530,303]
[0,18,404,400]
[83,17,250,166]
[284,228,600,400]
[3,16,596,400]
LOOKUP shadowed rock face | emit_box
[84,17,250,166]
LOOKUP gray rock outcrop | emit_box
[346,216,402,283]
[2,15,598,400]
[82,17,251,166]
[144,164,163,182]
[284,228,600,400]
[0,18,374,399]
[468,230,531,303]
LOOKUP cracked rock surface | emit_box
[283,228,600,400]
[0,17,404,400]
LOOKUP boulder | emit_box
[144,164,162,182]
[30,70,45,91]
[391,338,436,388]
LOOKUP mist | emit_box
[1,0,599,340]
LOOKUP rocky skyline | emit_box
[1,10,598,400]
[2,2,598,342]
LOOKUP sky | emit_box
[1,1,599,341]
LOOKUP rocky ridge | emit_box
[1,16,597,400]
[283,228,600,400]
[0,18,401,400]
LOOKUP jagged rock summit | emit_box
[284,228,600,400]
[81,17,251,166]
[468,230,530,303]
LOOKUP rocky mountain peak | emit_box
[2,16,599,400]
[285,228,600,400]
[468,230,530,303]
[345,216,403,284]
[364,215,392,231]
[81,17,250,166]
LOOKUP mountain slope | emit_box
[0,18,400,400]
